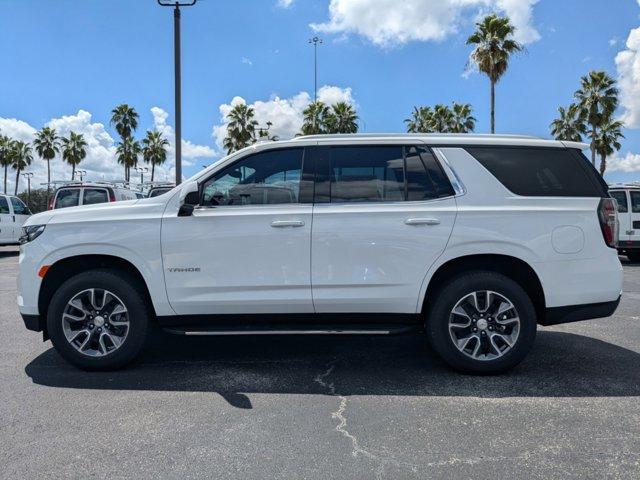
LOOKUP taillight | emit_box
[48,197,54,210]
[598,198,618,248]
[108,190,116,202]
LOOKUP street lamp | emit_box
[76,170,87,182]
[136,166,149,187]
[157,0,198,186]
[23,172,34,210]
[308,36,323,104]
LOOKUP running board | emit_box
[163,323,420,336]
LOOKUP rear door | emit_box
[0,196,13,244]
[310,144,457,313]
[630,190,640,240]
[81,188,110,206]
[610,190,631,243]
[9,197,31,241]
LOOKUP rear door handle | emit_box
[404,218,440,226]
[270,220,305,228]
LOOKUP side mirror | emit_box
[178,181,199,217]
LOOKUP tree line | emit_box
[0,103,171,198]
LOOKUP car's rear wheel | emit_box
[426,271,537,374]
[47,269,149,371]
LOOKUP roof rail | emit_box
[290,132,542,141]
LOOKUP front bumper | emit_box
[21,313,44,332]
[540,296,621,326]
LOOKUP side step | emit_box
[163,323,420,336]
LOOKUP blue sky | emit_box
[1,0,640,190]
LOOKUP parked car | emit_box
[147,184,175,198]
[609,183,640,262]
[0,194,31,245]
[49,182,138,210]
[18,134,623,373]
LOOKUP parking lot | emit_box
[0,245,639,479]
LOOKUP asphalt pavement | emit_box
[1,245,639,479]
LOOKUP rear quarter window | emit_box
[610,191,628,213]
[465,147,605,197]
[55,188,80,208]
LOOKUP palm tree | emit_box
[595,117,624,175]
[450,103,476,133]
[116,137,142,181]
[142,130,169,182]
[33,126,60,198]
[405,106,434,133]
[0,135,13,194]
[223,103,258,154]
[325,102,359,134]
[550,104,587,142]
[574,71,619,165]
[431,104,454,132]
[61,131,88,180]
[9,141,33,195]
[111,104,139,181]
[301,101,330,135]
[467,14,523,134]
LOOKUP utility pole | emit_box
[23,172,33,210]
[76,170,87,182]
[157,0,198,185]
[136,166,148,187]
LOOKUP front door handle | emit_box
[404,218,440,226]
[270,220,305,228]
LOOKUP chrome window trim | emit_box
[431,147,466,197]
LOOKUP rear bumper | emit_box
[618,240,640,253]
[540,296,621,326]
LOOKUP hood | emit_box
[24,199,141,227]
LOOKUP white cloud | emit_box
[0,108,215,193]
[241,57,253,66]
[609,37,618,47]
[616,26,640,128]
[211,86,355,151]
[607,152,640,173]
[310,0,540,47]
[277,0,294,7]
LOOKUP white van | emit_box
[0,194,31,245]
[49,182,138,210]
[609,183,640,262]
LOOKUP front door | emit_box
[0,197,13,244]
[310,144,457,313]
[9,197,31,241]
[161,147,314,315]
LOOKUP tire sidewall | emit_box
[47,269,149,371]
[427,272,537,374]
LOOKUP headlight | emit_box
[19,225,46,244]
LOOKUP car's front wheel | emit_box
[47,269,150,371]
[426,271,537,374]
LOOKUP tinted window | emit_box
[55,188,80,209]
[610,191,628,213]
[631,191,640,213]
[0,197,9,214]
[405,147,455,200]
[10,197,29,214]
[329,146,405,203]
[466,147,604,197]
[149,187,171,198]
[83,188,109,205]
[202,148,303,206]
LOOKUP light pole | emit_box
[76,170,87,182]
[308,36,323,104]
[157,0,198,186]
[136,166,149,187]
[23,172,34,210]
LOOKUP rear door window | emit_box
[55,188,80,209]
[631,191,640,213]
[83,188,109,205]
[465,147,605,197]
[610,191,628,213]
[0,197,9,214]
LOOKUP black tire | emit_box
[46,269,150,371]
[426,271,537,374]
[627,252,640,263]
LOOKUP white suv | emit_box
[0,194,31,245]
[17,134,623,373]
